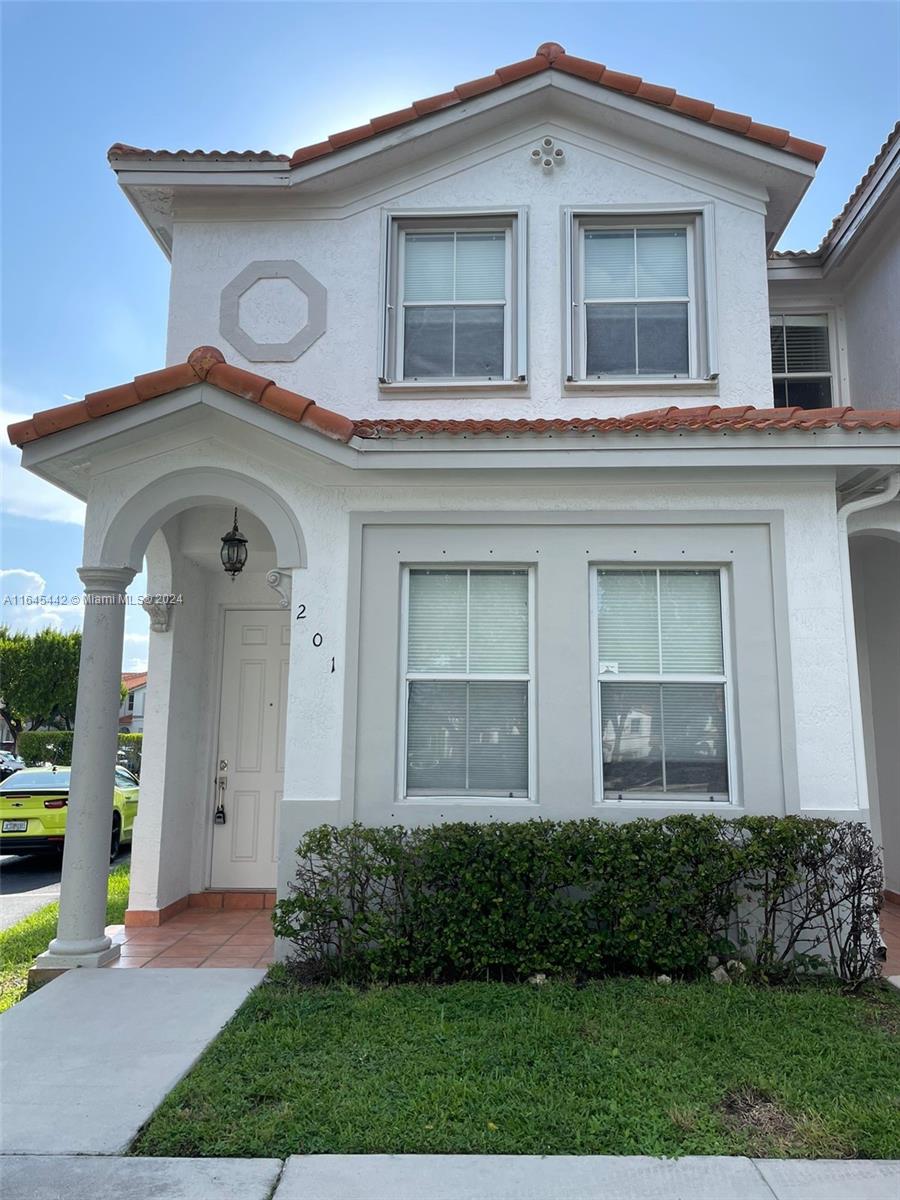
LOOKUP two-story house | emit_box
[9,43,899,969]
[118,672,148,734]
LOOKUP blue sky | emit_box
[2,1,898,668]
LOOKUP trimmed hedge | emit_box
[273,816,883,987]
[18,731,142,773]
[17,731,73,765]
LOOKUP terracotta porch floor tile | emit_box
[144,957,209,967]
[104,908,277,969]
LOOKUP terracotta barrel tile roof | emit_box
[108,42,825,171]
[293,42,826,168]
[6,347,355,447]
[772,119,899,256]
[352,405,900,439]
[7,351,898,452]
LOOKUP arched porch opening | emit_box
[849,528,900,896]
[38,470,305,970]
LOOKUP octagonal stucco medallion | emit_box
[219,259,327,362]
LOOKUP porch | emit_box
[105,906,275,969]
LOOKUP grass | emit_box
[0,862,130,1013]
[133,968,900,1160]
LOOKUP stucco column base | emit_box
[34,943,120,971]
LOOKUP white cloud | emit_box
[3,391,86,526]
[1,567,81,634]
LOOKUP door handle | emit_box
[214,775,227,825]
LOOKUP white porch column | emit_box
[36,566,135,969]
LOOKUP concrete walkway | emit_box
[2,1154,898,1199]
[0,967,263,1154]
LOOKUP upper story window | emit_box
[382,215,525,385]
[769,313,833,409]
[570,215,706,381]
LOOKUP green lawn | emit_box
[133,969,900,1160]
[0,862,130,1013]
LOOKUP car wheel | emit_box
[110,815,122,862]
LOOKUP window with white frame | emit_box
[595,568,730,801]
[572,218,703,379]
[770,313,833,409]
[402,568,531,798]
[383,217,522,383]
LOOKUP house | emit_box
[119,672,148,734]
[8,43,899,969]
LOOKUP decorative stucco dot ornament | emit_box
[530,136,565,171]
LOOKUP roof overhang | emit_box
[768,121,900,281]
[17,381,900,505]
[112,67,818,257]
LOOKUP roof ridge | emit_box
[108,42,826,170]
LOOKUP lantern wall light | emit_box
[220,508,249,578]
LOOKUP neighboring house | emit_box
[0,716,15,752]
[8,43,899,969]
[119,672,148,733]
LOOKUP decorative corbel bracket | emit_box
[266,569,292,609]
[142,598,174,633]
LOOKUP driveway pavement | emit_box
[0,852,129,930]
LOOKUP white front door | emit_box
[211,609,290,888]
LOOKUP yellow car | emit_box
[0,765,139,860]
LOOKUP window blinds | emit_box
[406,569,530,797]
[408,569,528,674]
[769,314,830,375]
[597,569,723,674]
[584,228,688,300]
[404,233,506,302]
[597,569,728,799]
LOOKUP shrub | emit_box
[17,731,74,765]
[17,730,142,774]
[273,816,883,988]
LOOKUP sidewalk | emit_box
[0,967,263,1154]
[3,1153,898,1199]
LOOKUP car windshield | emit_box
[0,769,71,792]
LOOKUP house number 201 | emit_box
[296,605,334,671]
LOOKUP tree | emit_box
[0,628,84,744]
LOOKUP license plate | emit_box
[2,820,27,832]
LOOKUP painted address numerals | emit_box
[296,603,335,673]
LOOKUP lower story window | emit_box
[403,567,531,798]
[595,567,730,801]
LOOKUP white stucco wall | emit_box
[165,112,774,421]
[843,224,900,410]
[78,425,863,906]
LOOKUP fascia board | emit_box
[821,149,900,275]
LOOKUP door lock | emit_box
[214,773,227,825]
